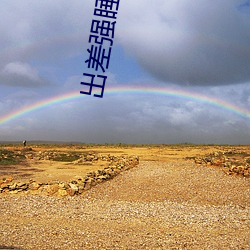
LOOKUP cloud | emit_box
[0,82,249,144]
[0,0,93,66]
[0,0,95,90]
[0,62,48,87]
[0,0,249,145]
[1,1,250,87]
[117,0,250,86]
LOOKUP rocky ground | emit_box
[0,150,139,196]
[0,145,249,249]
[194,150,250,177]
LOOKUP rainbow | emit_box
[0,86,249,125]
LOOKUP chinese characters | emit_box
[80,0,120,98]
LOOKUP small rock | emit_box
[69,183,79,192]
[0,183,9,189]
[97,175,107,180]
[29,182,41,190]
[67,188,76,196]
[9,190,19,194]
[16,182,28,190]
[8,183,17,190]
[58,182,67,189]
[46,184,59,195]
[58,189,68,196]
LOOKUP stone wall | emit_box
[0,155,139,196]
[194,151,250,177]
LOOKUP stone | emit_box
[16,182,26,187]
[29,182,41,190]
[67,188,76,196]
[46,184,59,195]
[0,183,9,189]
[58,189,68,196]
[195,158,203,164]
[193,151,250,178]
[9,190,19,194]
[78,184,84,194]
[97,175,107,180]
[84,181,92,190]
[86,154,95,161]
[16,182,28,190]
[74,176,84,182]
[243,170,250,177]
[86,172,96,178]
[0,153,140,196]
[8,183,17,190]
[59,182,67,189]
[25,154,33,159]
[6,176,13,182]
[69,183,79,192]
[230,165,237,171]
[224,162,232,168]
[73,158,83,164]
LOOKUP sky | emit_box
[0,0,250,144]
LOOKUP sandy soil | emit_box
[0,145,249,249]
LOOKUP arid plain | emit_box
[0,144,249,249]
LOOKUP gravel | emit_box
[0,160,249,249]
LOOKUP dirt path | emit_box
[87,160,249,205]
[0,158,249,249]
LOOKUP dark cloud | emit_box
[117,0,250,86]
[0,0,92,68]
[0,0,93,87]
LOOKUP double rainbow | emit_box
[0,86,249,125]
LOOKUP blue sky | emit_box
[0,0,249,144]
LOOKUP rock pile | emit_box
[1,148,103,162]
[194,151,250,177]
[0,149,26,164]
[0,155,139,196]
[1,148,128,164]
[22,150,81,161]
[20,150,100,162]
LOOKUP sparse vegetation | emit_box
[0,149,24,165]
[52,153,81,162]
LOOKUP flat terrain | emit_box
[0,144,249,249]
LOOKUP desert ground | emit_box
[0,144,249,249]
